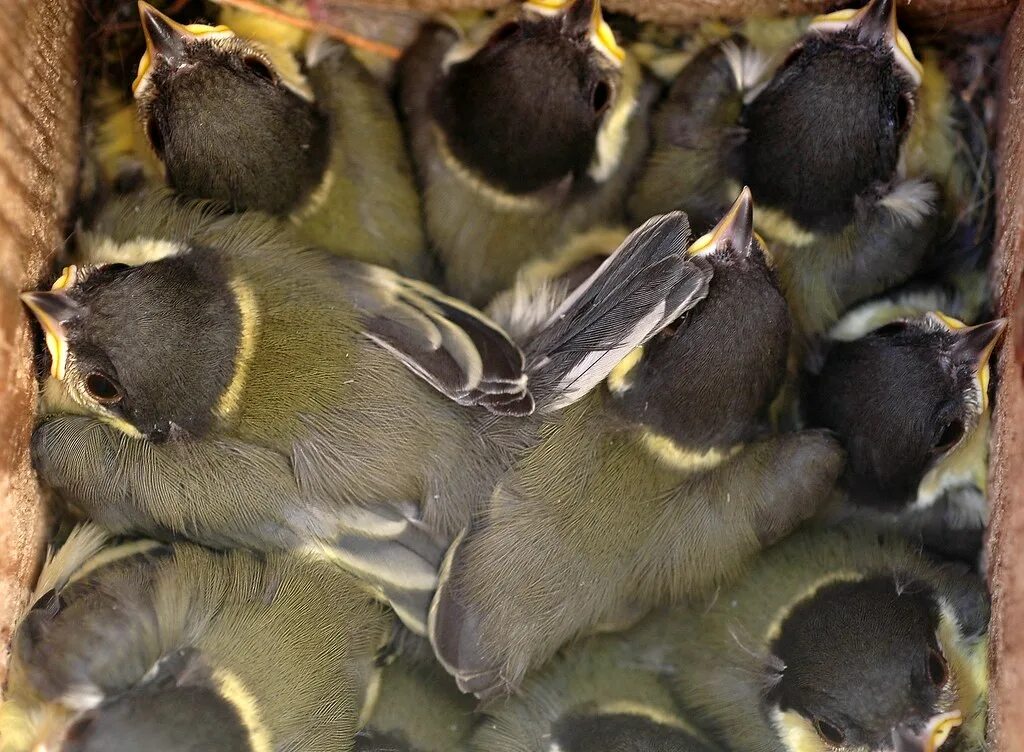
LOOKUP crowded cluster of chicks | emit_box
[0,0,1005,750]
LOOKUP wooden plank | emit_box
[0,0,81,685]
[987,2,1024,747]
[312,0,1015,32]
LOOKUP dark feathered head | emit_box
[740,0,923,232]
[803,313,1006,509]
[133,2,328,213]
[434,0,626,194]
[764,573,986,752]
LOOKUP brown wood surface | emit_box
[0,5,1020,742]
[987,3,1024,748]
[0,0,81,684]
[321,0,1015,32]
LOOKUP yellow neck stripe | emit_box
[216,278,260,420]
[640,431,741,471]
[432,123,552,212]
[212,669,273,752]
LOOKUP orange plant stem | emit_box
[210,0,404,58]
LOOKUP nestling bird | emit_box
[0,525,391,752]
[652,525,989,752]
[629,0,975,338]
[398,0,657,305]
[132,2,431,278]
[803,309,1006,562]
[469,627,722,752]
[24,191,711,636]
[354,659,477,752]
[429,190,843,698]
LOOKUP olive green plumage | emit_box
[644,526,988,752]
[470,628,721,752]
[355,659,477,752]
[429,194,843,699]
[398,1,657,305]
[0,525,391,752]
[134,4,430,277]
[291,40,432,278]
[28,193,712,637]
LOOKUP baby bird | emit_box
[399,0,656,305]
[655,525,988,752]
[354,659,477,752]
[429,190,843,698]
[133,2,430,277]
[804,309,1006,561]
[24,191,711,636]
[0,525,391,752]
[630,0,969,338]
[470,628,721,752]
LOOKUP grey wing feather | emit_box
[31,415,443,636]
[525,212,712,411]
[333,261,533,416]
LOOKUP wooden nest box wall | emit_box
[0,0,1020,745]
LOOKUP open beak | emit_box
[809,0,923,86]
[133,1,233,96]
[20,266,82,381]
[892,710,963,752]
[689,187,755,257]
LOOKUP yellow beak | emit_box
[893,710,963,752]
[20,266,81,381]
[932,313,1008,410]
[589,0,625,64]
[133,1,233,96]
[522,0,624,64]
[810,0,923,86]
[688,186,755,257]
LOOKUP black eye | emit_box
[814,718,845,746]
[928,648,948,686]
[933,420,964,453]
[146,118,164,156]
[491,22,520,43]
[591,80,611,114]
[85,372,123,404]
[896,93,913,134]
[243,56,275,82]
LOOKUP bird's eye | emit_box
[591,80,611,115]
[85,372,123,405]
[928,648,949,686]
[491,22,520,43]
[933,420,964,453]
[813,718,845,746]
[146,118,164,156]
[243,55,275,82]
[896,93,913,134]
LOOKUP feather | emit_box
[524,212,713,412]
[332,261,532,416]
[302,501,447,635]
